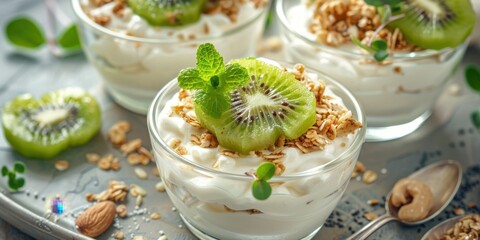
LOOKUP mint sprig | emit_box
[250,162,275,200]
[177,43,249,118]
[1,162,26,192]
[465,65,480,93]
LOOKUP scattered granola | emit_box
[150,212,161,220]
[91,180,129,203]
[86,153,100,163]
[54,160,69,171]
[364,212,378,221]
[116,204,127,218]
[362,170,378,184]
[134,168,148,180]
[453,208,466,216]
[113,231,125,240]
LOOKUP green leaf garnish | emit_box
[251,162,275,200]
[1,161,26,192]
[465,65,480,93]
[256,162,275,180]
[177,43,249,119]
[351,37,390,62]
[472,111,480,130]
[57,24,81,51]
[194,87,231,118]
[252,180,272,201]
[5,17,46,49]
[14,162,26,173]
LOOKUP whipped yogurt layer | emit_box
[150,61,363,239]
[77,0,268,113]
[283,3,466,128]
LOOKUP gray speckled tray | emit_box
[0,2,480,240]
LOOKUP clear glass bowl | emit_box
[72,0,269,114]
[147,61,366,240]
[276,0,468,142]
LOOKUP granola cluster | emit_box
[307,0,418,52]
[169,63,362,176]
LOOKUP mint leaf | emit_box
[196,43,224,80]
[5,17,46,49]
[194,88,230,118]
[465,65,480,93]
[256,162,275,181]
[14,178,25,189]
[58,24,81,51]
[13,162,26,173]
[1,166,8,177]
[252,180,272,200]
[178,68,206,90]
[219,63,250,91]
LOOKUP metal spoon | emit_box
[346,160,462,240]
[420,216,463,240]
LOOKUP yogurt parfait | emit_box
[147,44,365,240]
[276,0,477,141]
[72,0,269,114]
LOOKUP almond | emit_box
[76,201,116,237]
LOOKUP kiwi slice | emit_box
[127,0,207,26]
[195,58,316,154]
[385,0,476,50]
[1,88,101,159]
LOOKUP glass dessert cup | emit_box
[276,0,468,142]
[147,62,366,240]
[72,0,269,114]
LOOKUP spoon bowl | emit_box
[347,160,462,240]
[420,216,463,240]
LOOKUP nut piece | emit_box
[134,168,148,180]
[390,178,433,222]
[362,170,378,184]
[116,204,127,218]
[75,201,116,237]
[55,160,69,171]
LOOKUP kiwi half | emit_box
[195,58,316,154]
[385,0,476,50]
[127,0,207,26]
[1,88,101,159]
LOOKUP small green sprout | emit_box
[1,161,26,192]
[249,162,275,200]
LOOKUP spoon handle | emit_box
[345,214,397,240]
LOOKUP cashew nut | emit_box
[389,178,433,222]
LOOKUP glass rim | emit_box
[147,60,366,181]
[71,0,269,44]
[275,0,459,60]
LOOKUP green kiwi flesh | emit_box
[127,0,207,26]
[1,88,101,159]
[195,58,316,154]
[385,0,476,50]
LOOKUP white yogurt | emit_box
[77,0,268,113]
[281,4,466,132]
[150,62,363,239]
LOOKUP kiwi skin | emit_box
[1,88,101,160]
[384,0,476,50]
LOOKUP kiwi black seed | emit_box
[195,58,316,154]
[127,0,207,26]
[385,0,476,50]
[1,88,101,159]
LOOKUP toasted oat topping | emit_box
[441,214,480,240]
[307,0,419,52]
[169,64,361,175]
[204,0,268,22]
